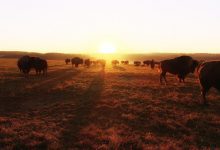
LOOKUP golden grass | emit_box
[0,58,219,149]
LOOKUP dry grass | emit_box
[0,58,219,149]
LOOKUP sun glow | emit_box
[99,43,116,54]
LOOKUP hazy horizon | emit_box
[1,0,220,54]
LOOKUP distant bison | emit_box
[198,61,220,105]
[65,58,70,64]
[84,59,91,67]
[121,60,129,65]
[112,60,119,66]
[17,56,47,75]
[30,57,48,75]
[17,55,32,74]
[71,57,83,67]
[124,60,129,65]
[159,56,198,83]
[150,59,155,69]
[134,61,141,66]
[143,60,151,66]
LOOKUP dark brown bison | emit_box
[71,57,83,67]
[112,60,119,66]
[84,59,91,67]
[143,60,151,66]
[121,60,129,65]
[124,60,129,65]
[17,55,32,74]
[159,56,198,84]
[65,58,70,65]
[198,61,220,105]
[134,61,141,66]
[30,57,48,75]
[17,56,47,75]
[150,59,155,69]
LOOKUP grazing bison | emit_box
[198,61,220,105]
[143,60,151,66]
[124,60,129,65]
[150,59,155,69]
[84,59,91,67]
[71,57,83,67]
[17,55,32,74]
[112,60,119,66]
[65,58,70,65]
[121,60,129,65]
[134,61,141,66]
[30,57,48,75]
[159,56,198,84]
[17,56,47,75]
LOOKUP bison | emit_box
[134,61,141,66]
[71,57,83,67]
[150,59,155,69]
[124,60,129,65]
[121,60,129,65]
[143,60,151,66]
[112,60,119,66]
[30,57,48,75]
[17,56,47,75]
[84,59,91,67]
[65,58,70,65]
[17,55,32,74]
[198,61,220,105]
[159,56,198,84]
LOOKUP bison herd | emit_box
[17,55,220,105]
[17,55,47,75]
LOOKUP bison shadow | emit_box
[60,69,105,148]
[0,67,83,115]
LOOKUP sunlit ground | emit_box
[0,58,219,149]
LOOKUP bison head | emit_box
[190,60,199,73]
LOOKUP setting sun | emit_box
[98,43,116,54]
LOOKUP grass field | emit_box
[0,58,219,149]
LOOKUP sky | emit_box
[0,0,220,54]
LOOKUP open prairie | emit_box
[0,58,219,149]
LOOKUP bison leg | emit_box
[199,78,211,105]
[201,88,207,105]
[182,77,185,83]
[178,76,182,83]
[179,77,185,83]
[178,74,184,83]
[160,72,167,84]
[201,86,211,105]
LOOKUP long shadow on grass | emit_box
[60,69,105,148]
[0,67,83,115]
[124,83,220,148]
